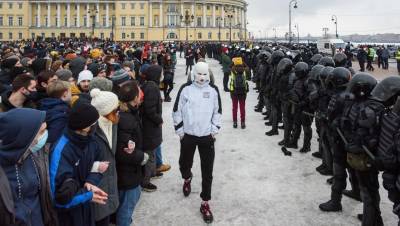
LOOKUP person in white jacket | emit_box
[172,62,221,224]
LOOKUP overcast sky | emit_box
[246,0,400,38]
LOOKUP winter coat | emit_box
[38,98,69,144]
[185,51,195,66]
[141,66,163,151]
[92,121,119,221]
[173,82,222,137]
[357,49,367,62]
[49,129,103,226]
[0,90,36,112]
[116,104,145,190]
[221,54,232,74]
[382,49,390,59]
[0,165,14,226]
[0,108,58,226]
[228,70,249,96]
[0,69,13,85]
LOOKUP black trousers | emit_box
[186,65,193,75]
[179,134,215,201]
[356,170,383,226]
[223,72,230,91]
[292,111,313,148]
[281,101,294,144]
[359,61,366,72]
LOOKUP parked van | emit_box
[317,38,346,56]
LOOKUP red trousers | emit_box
[231,94,246,122]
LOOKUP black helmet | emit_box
[318,57,335,67]
[310,54,323,65]
[277,58,293,75]
[271,50,285,65]
[294,62,310,79]
[309,65,325,82]
[371,76,400,104]
[333,53,348,67]
[347,72,377,98]
[325,67,352,90]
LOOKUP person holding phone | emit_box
[116,81,149,226]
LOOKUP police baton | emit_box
[302,111,317,118]
[336,128,376,161]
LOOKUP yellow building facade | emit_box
[0,0,248,42]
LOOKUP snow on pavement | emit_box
[133,57,397,226]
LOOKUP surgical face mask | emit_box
[31,130,48,153]
[23,90,38,101]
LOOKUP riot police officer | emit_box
[372,76,400,225]
[289,62,313,152]
[319,67,360,212]
[266,50,285,136]
[342,73,384,226]
[276,58,296,147]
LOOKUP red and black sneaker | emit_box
[183,177,192,197]
[200,202,214,224]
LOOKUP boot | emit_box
[255,108,263,112]
[318,167,333,176]
[319,193,342,212]
[262,111,269,116]
[142,183,157,192]
[278,125,285,130]
[233,122,238,129]
[265,129,278,136]
[342,190,362,202]
[299,146,311,153]
[157,164,171,173]
[200,202,214,224]
[265,121,272,126]
[326,177,334,185]
[312,152,322,159]
[285,140,298,149]
[241,121,246,129]
[278,140,286,146]
[183,177,192,197]
[357,214,363,222]
[264,116,269,120]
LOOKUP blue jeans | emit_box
[116,186,141,226]
[156,145,163,168]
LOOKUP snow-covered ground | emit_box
[133,57,397,226]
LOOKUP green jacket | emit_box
[221,54,232,74]
[368,48,376,58]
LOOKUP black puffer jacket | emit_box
[116,104,145,190]
[141,65,163,151]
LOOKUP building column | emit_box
[47,3,51,27]
[67,3,71,27]
[242,9,245,28]
[212,4,216,27]
[221,5,225,28]
[28,3,32,27]
[106,3,109,27]
[181,3,184,26]
[160,2,163,27]
[57,4,61,27]
[234,7,238,26]
[149,3,153,27]
[37,3,41,27]
[77,4,80,27]
[87,4,90,28]
[96,3,100,23]
[203,3,206,27]
[191,3,195,27]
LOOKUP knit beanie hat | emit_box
[77,70,93,84]
[89,77,113,92]
[68,102,99,130]
[20,57,31,68]
[1,58,19,69]
[90,88,119,116]
[111,69,130,87]
[56,69,73,81]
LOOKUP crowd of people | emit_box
[1,37,400,226]
[0,39,221,226]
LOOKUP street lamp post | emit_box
[331,15,338,38]
[110,16,115,42]
[289,0,298,45]
[224,6,235,44]
[88,7,98,39]
[245,21,249,42]
[273,28,277,43]
[216,17,222,42]
[294,23,299,44]
[180,10,194,42]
